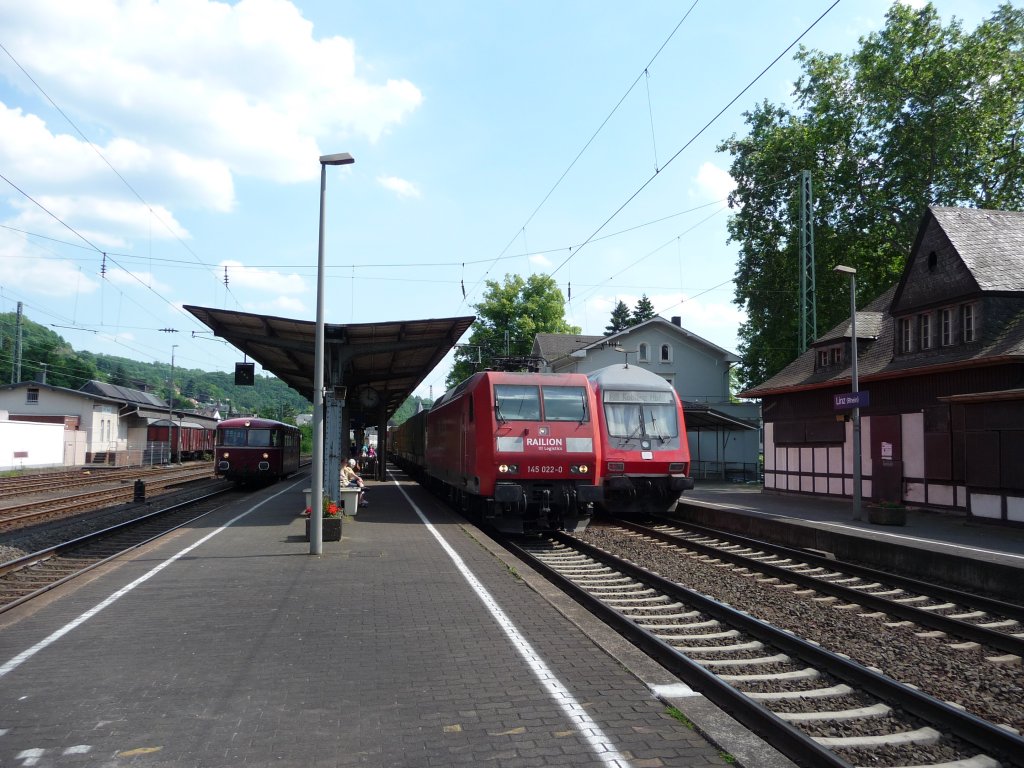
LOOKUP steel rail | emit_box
[615,518,1024,657]
[0,488,233,612]
[650,514,1024,620]
[506,531,1024,768]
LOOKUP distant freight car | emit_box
[215,417,300,485]
[587,363,694,514]
[147,419,216,462]
[392,371,602,533]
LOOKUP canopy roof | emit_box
[185,306,474,423]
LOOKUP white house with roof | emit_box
[0,381,125,467]
[532,315,761,480]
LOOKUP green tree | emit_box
[631,294,656,325]
[0,313,99,388]
[447,273,581,387]
[604,300,633,336]
[719,2,1024,388]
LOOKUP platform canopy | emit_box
[184,305,474,424]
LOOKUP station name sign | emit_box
[833,391,869,410]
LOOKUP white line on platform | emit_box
[390,474,631,768]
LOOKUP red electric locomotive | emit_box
[421,371,602,534]
[587,363,695,514]
[215,417,300,485]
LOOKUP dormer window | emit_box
[919,313,933,350]
[940,307,954,346]
[898,317,913,353]
[816,344,844,370]
[962,303,976,342]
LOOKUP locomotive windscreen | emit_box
[602,391,678,439]
[541,386,588,421]
[494,385,540,420]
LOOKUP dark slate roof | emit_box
[80,380,168,409]
[932,206,1024,291]
[0,380,122,404]
[743,206,1024,399]
[532,334,603,363]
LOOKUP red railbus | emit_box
[215,417,300,485]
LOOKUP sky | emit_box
[0,0,998,401]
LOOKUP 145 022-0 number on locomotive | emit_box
[392,370,603,534]
[391,364,697,532]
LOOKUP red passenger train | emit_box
[392,371,602,533]
[215,417,300,485]
[587,363,695,514]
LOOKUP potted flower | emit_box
[304,496,342,541]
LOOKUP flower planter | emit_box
[868,505,906,526]
[305,517,342,541]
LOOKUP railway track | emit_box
[0,463,211,499]
[0,487,236,614]
[504,530,1024,768]
[613,517,1024,659]
[0,466,215,529]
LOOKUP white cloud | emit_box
[0,231,99,297]
[218,259,307,294]
[694,162,734,202]
[264,295,308,315]
[106,267,172,294]
[377,176,422,199]
[529,253,553,269]
[1,0,423,184]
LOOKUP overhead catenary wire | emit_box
[548,0,842,280]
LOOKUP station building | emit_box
[741,206,1024,524]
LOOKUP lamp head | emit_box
[320,152,355,166]
[833,264,856,275]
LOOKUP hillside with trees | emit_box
[1,311,311,419]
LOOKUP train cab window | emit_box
[247,429,272,447]
[219,428,248,447]
[542,386,588,421]
[493,384,541,421]
[602,390,678,439]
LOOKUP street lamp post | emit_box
[834,265,862,521]
[310,152,355,555]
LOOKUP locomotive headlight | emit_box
[640,439,652,450]
[668,463,685,472]
[262,452,269,459]
[570,464,589,474]
[607,461,625,472]
[498,463,518,474]
[222,451,230,459]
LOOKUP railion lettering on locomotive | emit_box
[525,436,564,450]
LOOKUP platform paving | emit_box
[0,473,748,768]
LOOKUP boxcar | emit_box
[147,420,216,462]
[215,417,300,485]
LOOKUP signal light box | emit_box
[234,362,255,386]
